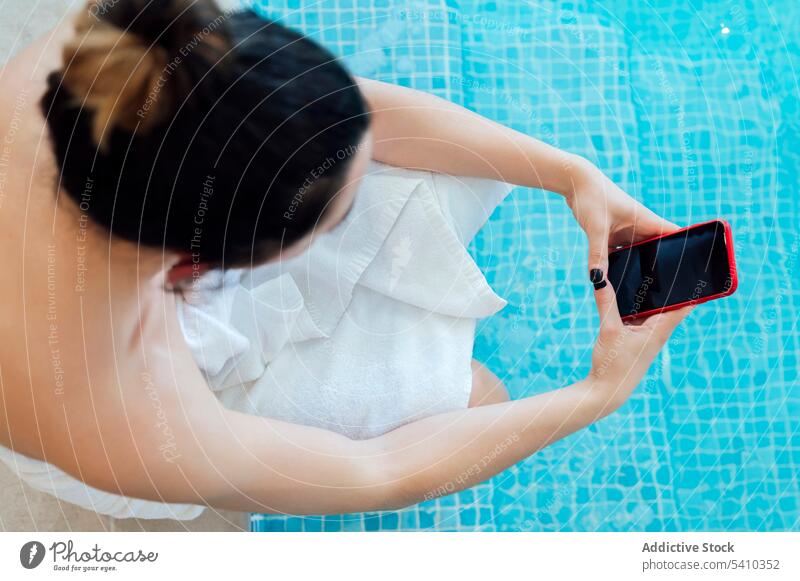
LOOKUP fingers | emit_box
[641,306,693,335]
[639,208,680,236]
[591,272,622,330]
[660,217,681,231]
[587,227,610,276]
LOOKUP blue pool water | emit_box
[249,0,799,531]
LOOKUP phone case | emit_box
[612,219,739,321]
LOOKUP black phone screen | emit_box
[606,220,733,318]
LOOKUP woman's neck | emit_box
[51,193,176,294]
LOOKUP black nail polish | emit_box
[590,268,604,284]
[593,279,607,290]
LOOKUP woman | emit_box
[0,0,690,517]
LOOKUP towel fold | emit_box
[180,161,512,439]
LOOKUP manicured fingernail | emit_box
[590,268,606,290]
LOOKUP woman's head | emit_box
[42,0,370,269]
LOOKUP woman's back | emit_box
[0,24,203,473]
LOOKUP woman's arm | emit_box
[78,284,690,515]
[357,77,581,194]
[203,379,601,513]
[356,77,678,277]
[83,377,607,515]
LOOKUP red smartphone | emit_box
[606,219,738,321]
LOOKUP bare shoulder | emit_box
[0,19,74,209]
[0,283,222,496]
[38,335,223,502]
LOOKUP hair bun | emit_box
[60,0,229,147]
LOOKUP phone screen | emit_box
[607,220,733,318]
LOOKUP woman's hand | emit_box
[566,158,678,275]
[586,277,692,415]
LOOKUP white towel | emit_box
[181,161,512,439]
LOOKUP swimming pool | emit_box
[249,0,799,531]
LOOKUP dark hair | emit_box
[42,0,369,267]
